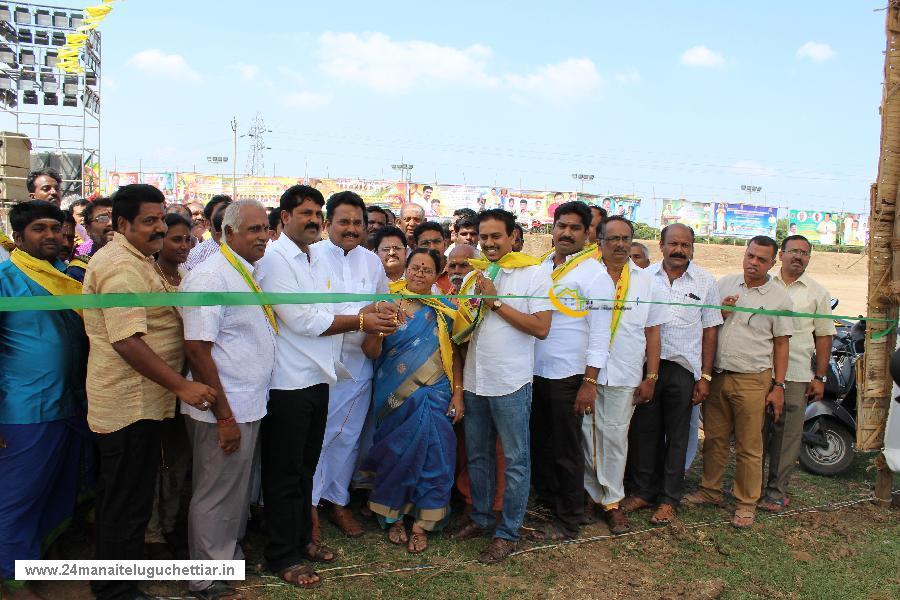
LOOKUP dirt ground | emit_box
[523,235,869,318]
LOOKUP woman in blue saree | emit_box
[362,248,464,553]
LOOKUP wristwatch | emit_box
[813,375,827,383]
[773,381,786,390]
[646,373,658,381]
[700,373,712,382]
[490,299,503,312]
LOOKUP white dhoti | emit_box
[582,385,636,508]
[312,371,373,507]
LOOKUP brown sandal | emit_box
[387,521,408,545]
[650,504,676,525]
[731,510,755,529]
[477,538,517,564]
[279,563,321,589]
[303,542,336,563]
[407,530,428,554]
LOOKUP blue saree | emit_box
[362,300,456,530]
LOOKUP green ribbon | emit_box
[0,290,893,338]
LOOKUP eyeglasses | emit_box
[407,265,436,276]
[89,214,111,224]
[378,245,405,255]
[784,248,810,257]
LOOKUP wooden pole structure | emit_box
[862,3,900,505]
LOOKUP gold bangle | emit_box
[454,384,463,390]
[358,313,365,332]
[583,376,598,385]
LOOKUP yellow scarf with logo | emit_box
[546,243,600,282]
[0,231,15,252]
[9,248,83,316]
[452,251,542,344]
[609,261,630,344]
[394,284,457,385]
[219,243,278,334]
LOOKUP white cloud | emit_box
[282,91,331,109]
[731,160,779,178]
[614,69,641,84]
[505,58,603,105]
[319,32,498,93]
[680,45,725,68]
[796,41,835,62]
[127,49,201,83]
[234,63,260,81]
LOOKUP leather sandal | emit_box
[731,510,755,529]
[387,521,408,545]
[303,542,336,563]
[477,537,517,564]
[407,530,428,554]
[328,505,364,538]
[192,581,242,600]
[279,563,321,589]
[620,495,653,513]
[449,520,489,541]
[650,504,676,525]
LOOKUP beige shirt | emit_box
[84,233,184,434]
[714,273,794,374]
[773,272,836,382]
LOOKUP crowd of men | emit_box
[0,170,834,599]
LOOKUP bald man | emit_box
[447,243,477,293]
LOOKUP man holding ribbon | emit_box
[179,200,277,600]
[84,185,218,600]
[0,201,87,599]
[531,201,613,541]
[257,186,398,589]
[582,215,670,535]
[449,208,552,564]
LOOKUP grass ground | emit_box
[79,450,894,600]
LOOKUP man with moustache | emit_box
[447,243,476,295]
[27,169,63,206]
[257,186,399,589]
[84,185,218,600]
[450,209,552,564]
[312,191,391,538]
[683,236,793,529]
[623,224,722,525]
[531,202,613,540]
[179,201,276,599]
[582,216,670,535]
[66,197,113,282]
[365,205,388,249]
[761,235,834,512]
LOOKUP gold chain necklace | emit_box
[154,261,180,289]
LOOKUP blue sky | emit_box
[4,1,885,218]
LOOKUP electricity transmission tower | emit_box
[243,113,272,177]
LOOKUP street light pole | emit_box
[392,159,414,205]
[230,117,237,198]
[571,173,595,196]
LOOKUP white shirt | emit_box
[648,261,723,380]
[256,234,345,390]
[462,261,553,396]
[314,238,388,381]
[600,260,672,388]
[179,248,276,424]
[534,251,613,379]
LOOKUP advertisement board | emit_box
[711,202,777,239]
[659,199,713,236]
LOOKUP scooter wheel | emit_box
[800,417,855,476]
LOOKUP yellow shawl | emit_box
[546,243,600,282]
[452,251,542,344]
[0,231,16,252]
[9,248,83,315]
[219,243,278,334]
